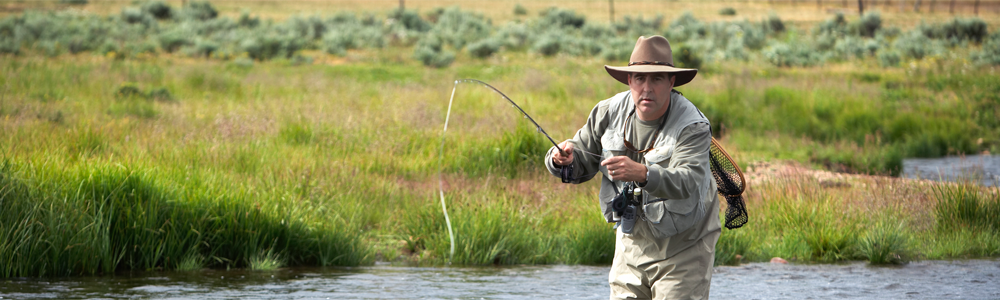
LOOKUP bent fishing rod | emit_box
[437,79,602,263]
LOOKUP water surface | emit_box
[903,154,1000,186]
[2,260,998,299]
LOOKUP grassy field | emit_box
[2,0,999,277]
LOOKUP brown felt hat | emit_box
[605,35,698,87]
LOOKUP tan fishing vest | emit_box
[597,90,716,238]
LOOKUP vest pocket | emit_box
[643,199,703,239]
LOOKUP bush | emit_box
[833,36,869,60]
[142,1,174,20]
[59,0,87,4]
[814,12,847,36]
[496,23,532,50]
[719,7,737,16]
[116,82,145,100]
[466,38,501,59]
[538,7,585,29]
[413,34,454,68]
[894,30,942,60]
[763,42,823,67]
[514,4,528,16]
[121,7,156,28]
[147,87,174,101]
[764,13,785,34]
[666,11,705,42]
[240,33,304,61]
[238,10,260,28]
[674,43,703,69]
[850,11,881,38]
[600,37,632,61]
[532,32,561,56]
[920,17,988,44]
[390,9,430,32]
[975,32,1000,65]
[183,1,218,21]
[613,14,664,37]
[186,39,218,57]
[158,28,192,53]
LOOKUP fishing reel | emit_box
[611,181,643,234]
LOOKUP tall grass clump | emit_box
[0,158,373,277]
[858,222,910,264]
[934,183,1000,233]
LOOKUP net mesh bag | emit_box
[709,137,748,229]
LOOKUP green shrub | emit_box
[496,23,532,50]
[921,17,989,44]
[120,7,156,28]
[877,49,901,67]
[719,7,737,16]
[389,9,430,32]
[238,10,260,28]
[763,42,823,67]
[537,7,585,29]
[115,82,145,100]
[666,11,705,42]
[1,37,20,55]
[189,39,218,57]
[466,38,501,59]
[59,0,88,4]
[976,32,1000,65]
[613,14,664,37]
[894,30,942,59]
[514,4,528,16]
[182,1,218,21]
[141,1,174,20]
[674,43,703,69]
[764,13,785,34]
[532,32,561,56]
[158,28,192,53]
[833,36,869,60]
[413,34,454,68]
[147,87,174,102]
[814,12,847,36]
[849,11,882,37]
[239,33,304,61]
[600,37,632,61]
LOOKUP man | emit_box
[545,35,720,300]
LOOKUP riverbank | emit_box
[716,159,1000,265]
[2,1,999,277]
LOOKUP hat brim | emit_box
[605,65,698,87]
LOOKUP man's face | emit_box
[628,72,676,121]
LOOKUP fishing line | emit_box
[437,79,601,263]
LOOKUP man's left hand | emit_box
[601,156,647,183]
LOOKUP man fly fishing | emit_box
[546,35,721,299]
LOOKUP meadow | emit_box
[1,0,999,277]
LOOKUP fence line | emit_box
[755,0,998,15]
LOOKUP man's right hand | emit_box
[552,141,575,166]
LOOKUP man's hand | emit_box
[552,141,574,166]
[601,156,648,183]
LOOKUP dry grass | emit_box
[3,0,998,29]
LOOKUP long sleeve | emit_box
[641,122,711,200]
[543,100,611,184]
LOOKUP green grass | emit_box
[1,5,999,276]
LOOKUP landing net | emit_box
[709,137,748,229]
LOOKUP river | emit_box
[2,260,998,299]
[903,154,1000,187]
